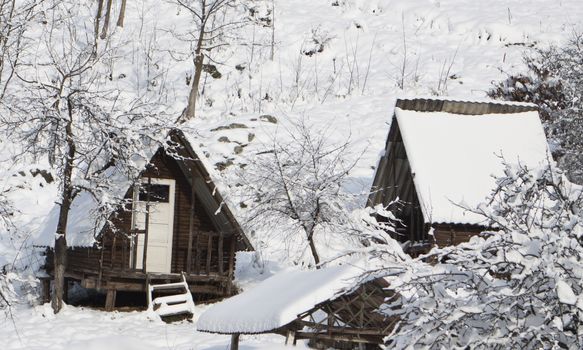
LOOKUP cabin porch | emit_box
[44,228,238,311]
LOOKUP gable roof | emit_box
[36,129,252,250]
[370,98,551,226]
[196,264,366,334]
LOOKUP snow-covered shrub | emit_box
[385,163,583,349]
[489,34,583,184]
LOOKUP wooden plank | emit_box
[105,289,117,311]
[41,278,51,304]
[294,331,381,344]
[110,235,116,269]
[186,184,196,274]
[218,232,224,275]
[142,177,152,273]
[195,232,201,274]
[227,238,235,294]
[206,234,212,275]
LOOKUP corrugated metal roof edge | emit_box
[395,97,538,115]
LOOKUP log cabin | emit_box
[368,98,551,255]
[37,130,253,310]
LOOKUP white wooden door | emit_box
[133,178,175,273]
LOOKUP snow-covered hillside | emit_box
[0,0,582,348]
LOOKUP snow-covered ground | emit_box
[0,304,306,350]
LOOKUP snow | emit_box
[556,280,577,306]
[197,264,365,334]
[35,192,105,247]
[395,107,551,225]
[0,304,305,350]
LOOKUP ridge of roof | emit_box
[395,97,538,115]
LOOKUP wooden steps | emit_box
[147,272,195,317]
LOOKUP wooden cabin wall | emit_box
[64,149,234,277]
[368,118,427,244]
[432,224,486,247]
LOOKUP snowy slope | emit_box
[1,0,581,268]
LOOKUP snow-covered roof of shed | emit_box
[196,264,365,334]
[395,106,551,225]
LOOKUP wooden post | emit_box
[63,278,69,304]
[142,177,152,273]
[110,235,116,268]
[42,278,51,304]
[194,233,200,275]
[218,232,224,275]
[105,288,117,311]
[230,334,240,350]
[121,235,127,271]
[285,330,296,345]
[226,238,235,295]
[186,182,196,274]
[98,235,106,290]
[206,234,212,275]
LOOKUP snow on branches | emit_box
[490,34,583,184]
[385,162,583,349]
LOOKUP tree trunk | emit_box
[183,48,204,121]
[100,0,113,39]
[308,237,320,267]
[116,0,127,27]
[51,162,73,313]
[182,18,206,121]
[52,99,77,314]
[94,0,105,42]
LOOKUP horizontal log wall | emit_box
[432,224,486,247]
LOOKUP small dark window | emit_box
[138,184,170,203]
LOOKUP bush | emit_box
[489,34,583,184]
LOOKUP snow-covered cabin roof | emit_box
[35,130,251,249]
[370,98,551,226]
[197,264,366,334]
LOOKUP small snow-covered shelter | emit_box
[37,129,253,310]
[197,265,396,349]
[368,98,551,254]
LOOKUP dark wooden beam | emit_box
[230,334,240,350]
[195,231,201,275]
[218,232,224,275]
[227,238,235,294]
[186,183,196,274]
[206,234,212,275]
[105,288,117,311]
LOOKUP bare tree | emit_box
[0,0,40,101]
[175,0,245,121]
[240,121,370,267]
[1,1,172,313]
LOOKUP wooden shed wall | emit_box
[431,224,487,247]
[368,118,427,244]
[61,149,234,277]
